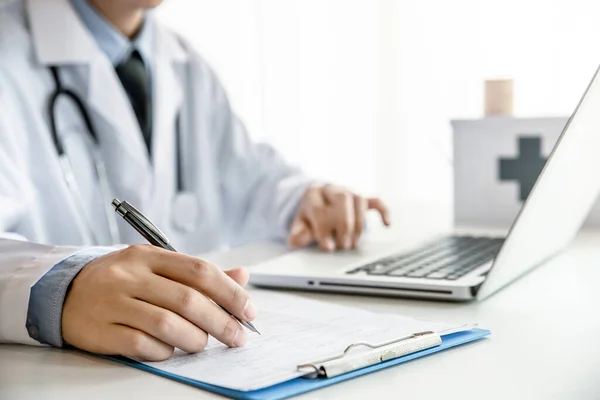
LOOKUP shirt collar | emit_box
[70,0,154,67]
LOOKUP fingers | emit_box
[134,274,247,348]
[133,246,256,324]
[368,198,391,226]
[100,324,174,362]
[303,188,336,252]
[352,195,368,248]
[224,267,250,287]
[304,212,335,252]
[322,186,355,250]
[288,216,314,248]
[291,186,390,252]
[114,297,209,354]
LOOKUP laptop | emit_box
[249,63,600,301]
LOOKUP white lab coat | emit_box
[0,0,312,345]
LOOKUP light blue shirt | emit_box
[70,0,154,70]
[26,0,156,347]
[27,248,114,346]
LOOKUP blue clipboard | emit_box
[104,328,490,400]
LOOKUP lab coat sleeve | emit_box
[0,81,105,345]
[0,240,86,345]
[207,66,316,244]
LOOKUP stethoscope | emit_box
[48,66,199,245]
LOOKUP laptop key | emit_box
[370,263,390,272]
[388,265,419,276]
[405,269,429,278]
[348,260,392,274]
[404,261,450,277]
[425,271,450,279]
[455,262,487,276]
[444,255,497,280]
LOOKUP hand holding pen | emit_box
[60,200,259,362]
[112,199,260,334]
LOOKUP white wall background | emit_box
[156,0,600,221]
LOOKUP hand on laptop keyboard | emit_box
[288,185,391,252]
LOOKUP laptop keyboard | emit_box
[347,236,504,281]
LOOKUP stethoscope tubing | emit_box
[47,66,196,244]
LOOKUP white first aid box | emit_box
[452,116,600,228]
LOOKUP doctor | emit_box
[0,0,389,361]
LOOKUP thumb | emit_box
[288,216,314,248]
[224,267,250,287]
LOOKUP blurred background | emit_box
[156,0,600,226]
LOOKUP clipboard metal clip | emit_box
[297,331,442,379]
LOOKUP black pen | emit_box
[111,198,260,335]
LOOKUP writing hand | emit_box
[62,245,256,361]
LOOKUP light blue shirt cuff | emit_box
[26,247,116,347]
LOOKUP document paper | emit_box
[141,291,465,391]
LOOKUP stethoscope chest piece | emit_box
[171,191,199,233]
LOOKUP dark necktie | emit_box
[115,50,153,155]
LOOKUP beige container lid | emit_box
[485,79,514,116]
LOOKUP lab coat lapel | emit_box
[85,56,154,206]
[86,57,152,176]
[27,0,153,208]
[149,25,188,214]
[88,55,153,209]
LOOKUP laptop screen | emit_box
[478,63,600,299]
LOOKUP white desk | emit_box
[1,222,600,399]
